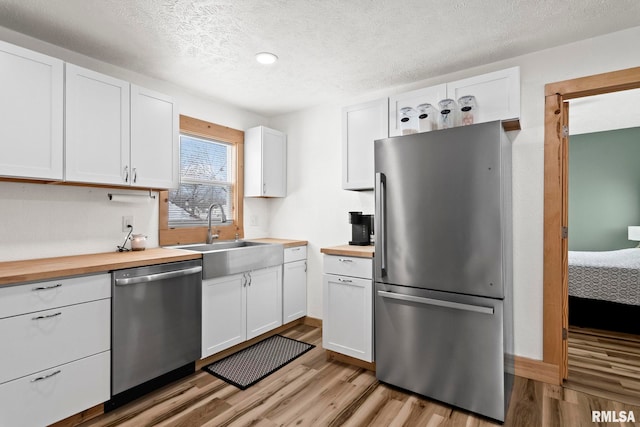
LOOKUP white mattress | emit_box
[569,248,640,306]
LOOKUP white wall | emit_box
[0,26,271,259]
[268,26,640,360]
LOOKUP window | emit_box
[169,134,232,227]
[159,115,244,246]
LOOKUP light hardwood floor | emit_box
[566,327,640,407]
[73,324,640,427]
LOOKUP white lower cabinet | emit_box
[0,273,111,427]
[283,246,307,323]
[246,266,282,339]
[322,255,373,362]
[202,265,282,358]
[0,351,110,427]
[201,273,247,358]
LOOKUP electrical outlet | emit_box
[122,216,134,232]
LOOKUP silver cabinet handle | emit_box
[248,272,252,286]
[123,165,129,183]
[338,278,353,283]
[291,247,301,252]
[375,172,387,277]
[31,370,61,382]
[115,266,202,286]
[32,312,62,320]
[304,261,307,273]
[133,167,137,183]
[337,258,353,263]
[263,182,266,194]
[241,273,246,287]
[32,283,62,291]
[377,290,494,315]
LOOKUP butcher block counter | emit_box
[248,238,307,248]
[320,244,374,258]
[0,248,202,287]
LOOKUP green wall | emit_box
[569,127,640,251]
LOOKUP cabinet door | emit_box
[446,67,520,124]
[246,266,282,339]
[65,64,130,185]
[262,128,287,197]
[0,40,63,180]
[342,99,388,190]
[202,274,246,358]
[244,126,287,197]
[283,259,307,323]
[322,273,373,362]
[388,84,446,137]
[130,85,179,189]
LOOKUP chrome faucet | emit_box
[206,203,227,243]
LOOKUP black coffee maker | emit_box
[349,211,373,246]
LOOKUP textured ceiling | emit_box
[0,0,639,117]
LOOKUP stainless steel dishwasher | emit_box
[109,259,202,409]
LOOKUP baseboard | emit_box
[48,403,103,427]
[303,316,322,328]
[326,350,376,372]
[509,355,560,385]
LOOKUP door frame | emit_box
[543,66,640,384]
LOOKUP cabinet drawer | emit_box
[0,298,110,385]
[284,245,307,263]
[0,350,110,427]
[0,273,110,319]
[323,255,372,279]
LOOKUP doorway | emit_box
[543,66,640,384]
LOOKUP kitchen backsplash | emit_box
[0,181,159,262]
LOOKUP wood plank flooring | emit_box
[75,324,640,427]
[566,326,640,406]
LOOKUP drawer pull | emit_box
[32,283,62,291]
[32,312,62,320]
[338,278,353,283]
[31,370,61,383]
[291,247,301,251]
[338,258,353,263]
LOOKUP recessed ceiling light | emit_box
[255,52,278,65]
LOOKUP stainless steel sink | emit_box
[172,240,283,279]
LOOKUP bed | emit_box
[569,248,640,334]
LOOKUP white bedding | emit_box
[569,248,640,306]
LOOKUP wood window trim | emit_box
[159,115,244,245]
[543,66,640,384]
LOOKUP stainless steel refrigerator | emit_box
[374,121,513,422]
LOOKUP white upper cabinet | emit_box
[245,126,287,197]
[130,85,179,188]
[388,85,447,137]
[65,64,130,186]
[342,98,389,190]
[65,64,178,188]
[446,66,520,125]
[0,41,64,180]
[388,67,521,134]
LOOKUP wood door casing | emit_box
[543,66,640,384]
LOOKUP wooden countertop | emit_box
[320,244,374,258]
[248,238,308,248]
[0,248,202,287]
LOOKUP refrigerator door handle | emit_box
[377,290,494,315]
[375,172,387,276]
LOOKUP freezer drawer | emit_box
[375,282,511,422]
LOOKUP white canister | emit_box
[130,234,147,251]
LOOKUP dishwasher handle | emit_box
[115,266,202,286]
[377,290,494,315]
